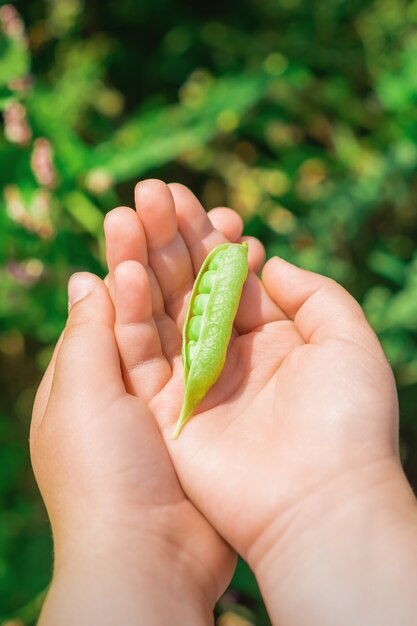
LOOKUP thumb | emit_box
[51,272,125,404]
[262,257,388,364]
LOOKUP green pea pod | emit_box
[171,242,249,439]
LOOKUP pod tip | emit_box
[170,425,181,440]
[171,405,193,440]
[171,415,187,440]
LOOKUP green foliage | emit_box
[1,0,417,623]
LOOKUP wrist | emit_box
[44,520,215,626]
[249,456,417,626]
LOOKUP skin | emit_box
[30,205,250,625]
[32,178,417,625]
[102,179,417,626]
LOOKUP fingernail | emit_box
[68,273,94,309]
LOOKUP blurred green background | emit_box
[1,0,417,623]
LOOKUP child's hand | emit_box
[31,271,234,625]
[106,179,417,626]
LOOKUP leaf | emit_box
[88,74,267,183]
[368,250,406,286]
[0,34,30,87]
[63,191,103,236]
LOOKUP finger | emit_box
[114,261,175,401]
[262,257,385,354]
[31,331,64,433]
[169,182,287,332]
[104,204,176,355]
[168,183,229,274]
[104,206,148,272]
[239,236,266,275]
[206,208,266,275]
[207,207,243,242]
[135,179,195,325]
[104,205,163,310]
[49,273,125,416]
[169,184,266,275]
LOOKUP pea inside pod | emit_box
[171,242,249,439]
